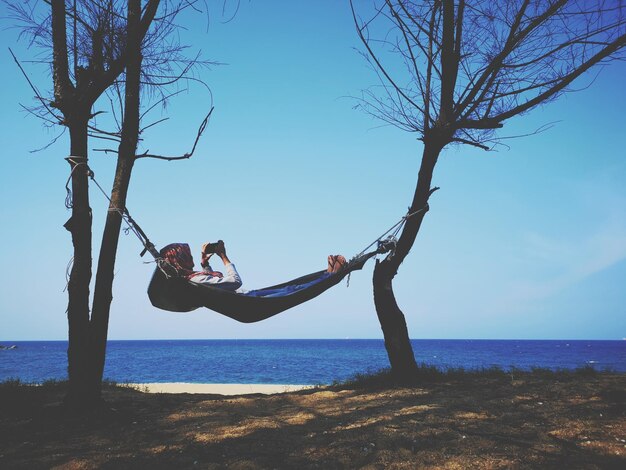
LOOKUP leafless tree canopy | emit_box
[352,0,626,149]
[7,0,215,138]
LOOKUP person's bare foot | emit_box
[327,255,347,273]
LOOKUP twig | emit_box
[450,137,490,150]
[140,117,169,133]
[9,47,63,124]
[29,127,67,153]
[136,106,213,161]
[92,148,119,155]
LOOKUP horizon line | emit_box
[2,337,624,342]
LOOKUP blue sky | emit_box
[1,1,624,341]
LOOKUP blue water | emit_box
[0,340,624,385]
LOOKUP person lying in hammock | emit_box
[193,240,243,290]
[160,241,347,292]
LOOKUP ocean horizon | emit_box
[1,339,624,385]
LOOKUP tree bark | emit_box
[63,117,93,408]
[88,0,142,399]
[47,0,162,410]
[373,138,445,382]
[51,0,74,107]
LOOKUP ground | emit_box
[1,371,624,469]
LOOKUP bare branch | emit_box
[28,126,68,153]
[19,104,60,127]
[85,0,160,104]
[9,47,64,124]
[87,124,122,138]
[428,186,440,198]
[92,148,119,155]
[350,0,427,118]
[139,89,186,121]
[450,137,490,150]
[493,33,626,122]
[88,132,122,143]
[135,106,213,161]
[50,0,75,110]
[140,117,169,132]
[353,0,625,148]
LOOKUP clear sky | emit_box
[1,1,624,341]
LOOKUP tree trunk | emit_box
[373,138,444,383]
[88,0,142,400]
[88,158,135,398]
[63,118,93,408]
[373,261,419,380]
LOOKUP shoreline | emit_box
[127,382,313,395]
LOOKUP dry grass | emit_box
[0,370,624,469]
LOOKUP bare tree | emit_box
[8,0,214,409]
[88,0,216,403]
[351,0,626,380]
[87,0,146,403]
[53,0,159,408]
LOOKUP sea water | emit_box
[0,339,624,385]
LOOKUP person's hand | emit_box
[200,252,212,268]
[207,271,223,278]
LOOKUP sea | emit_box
[0,339,624,385]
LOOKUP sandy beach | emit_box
[129,383,312,395]
[1,370,624,469]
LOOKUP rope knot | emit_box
[377,236,397,254]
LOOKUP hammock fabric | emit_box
[148,248,379,323]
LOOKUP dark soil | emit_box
[1,372,624,469]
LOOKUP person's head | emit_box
[160,243,195,275]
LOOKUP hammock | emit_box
[70,157,422,322]
[147,249,380,323]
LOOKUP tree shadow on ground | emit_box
[1,374,624,469]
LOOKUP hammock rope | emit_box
[350,207,427,261]
[65,156,160,260]
[65,156,427,278]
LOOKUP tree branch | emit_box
[9,47,63,124]
[492,33,626,122]
[50,0,75,111]
[85,0,160,104]
[350,0,427,117]
[450,137,490,150]
[135,106,213,161]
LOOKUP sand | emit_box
[129,382,312,395]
